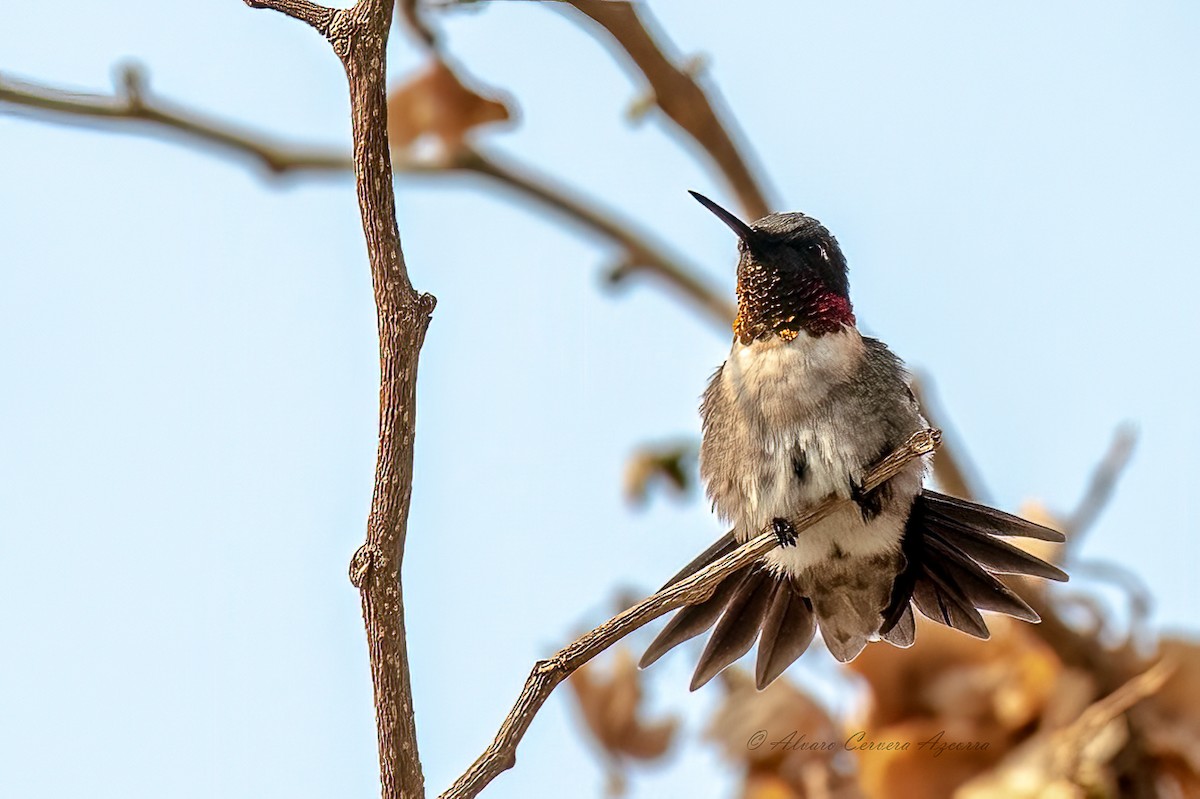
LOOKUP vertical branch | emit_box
[246,1,434,797]
[338,6,436,799]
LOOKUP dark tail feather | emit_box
[659,531,740,590]
[911,565,991,638]
[646,492,1066,684]
[690,568,775,690]
[887,490,1068,640]
[881,603,915,647]
[924,519,1068,582]
[755,580,816,689]
[923,536,1040,622]
[642,533,818,689]
[639,565,748,668]
[922,490,1066,542]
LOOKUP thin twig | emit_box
[1065,423,1137,544]
[440,428,942,799]
[0,67,351,175]
[1003,424,1149,797]
[242,1,432,798]
[0,69,733,328]
[397,0,439,49]
[553,0,772,220]
[457,147,734,325]
[1071,559,1154,640]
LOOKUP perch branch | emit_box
[440,428,942,799]
[554,0,772,220]
[242,1,432,797]
[0,70,733,328]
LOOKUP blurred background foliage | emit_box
[2,1,1198,798]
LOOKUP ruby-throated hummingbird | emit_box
[640,192,1067,691]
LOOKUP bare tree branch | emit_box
[909,373,988,502]
[1071,559,1154,639]
[1065,423,1137,543]
[242,1,431,797]
[396,0,440,49]
[458,148,734,325]
[0,69,733,328]
[440,428,942,799]
[0,67,351,175]
[553,0,772,220]
[246,0,336,33]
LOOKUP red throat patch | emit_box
[734,277,855,344]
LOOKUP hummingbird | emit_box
[640,192,1068,691]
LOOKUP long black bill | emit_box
[689,190,757,243]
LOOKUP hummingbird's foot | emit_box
[771,517,798,548]
[850,478,885,522]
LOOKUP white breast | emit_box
[722,327,864,424]
[714,328,912,573]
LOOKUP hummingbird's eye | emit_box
[808,243,828,261]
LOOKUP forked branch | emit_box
[246,0,335,33]
[0,70,732,327]
[0,67,351,175]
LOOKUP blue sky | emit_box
[2,2,1198,798]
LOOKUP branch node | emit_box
[914,427,942,455]
[603,254,638,285]
[417,291,438,318]
[349,542,382,589]
[534,656,565,676]
[115,61,148,111]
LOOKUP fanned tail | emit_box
[642,491,1067,690]
[881,490,1068,640]
[639,532,817,691]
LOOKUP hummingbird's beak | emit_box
[689,190,757,243]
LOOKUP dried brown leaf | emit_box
[708,667,841,771]
[1137,637,1200,779]
[568,646,678,762]
[741,772,805,799]
[709,668,865,799]
[955,660,1172,799]
[623,441,695,506]
[849,617,1062,732]
[856,718,1004,799]
[386,58,512,161]
[1158,754,1200,799]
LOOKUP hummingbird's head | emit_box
[690,191,855,344]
